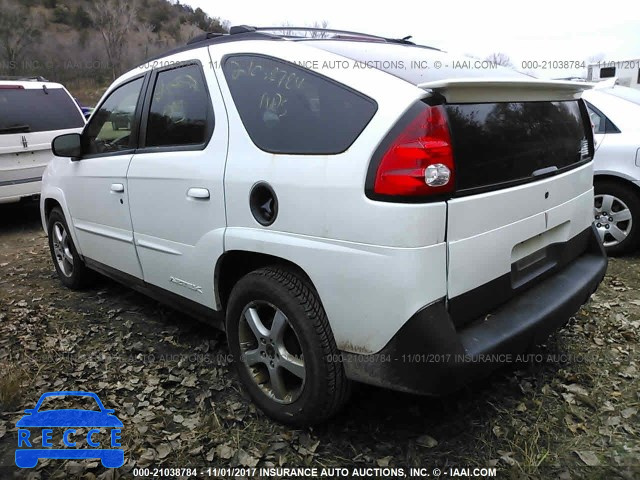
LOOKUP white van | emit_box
[0,79,85,204]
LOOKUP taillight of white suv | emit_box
[369,103,455,199]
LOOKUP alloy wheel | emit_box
[51,221,74,277]
[594,194,633,248]
[238,301,306,404]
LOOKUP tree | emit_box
[73,6,93,29]
[484,52,512,67]
[88,0,138,79]
[0,1,42,73]
[275,20,330,38]
[309,20,330,38]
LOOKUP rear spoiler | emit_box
[417,78,592,103]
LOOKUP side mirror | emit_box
[52,133,82,160]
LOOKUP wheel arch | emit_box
[43,197,62,223]
[594,172,640,195]
[214,250,317,312]
[40,189,83,256]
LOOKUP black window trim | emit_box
[221,53,379,155]
[79,72,150,161]
[136,59,215,154]
[584,100,621,134]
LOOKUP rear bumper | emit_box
[0,178,42,204]
[343,224,607,395]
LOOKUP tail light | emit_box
[0,85,25,90]
[373,104,454,197]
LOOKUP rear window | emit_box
[0,87,84,134]
[222,55,377,154]
[446,100,593,193]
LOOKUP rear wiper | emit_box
[0,124,31,134]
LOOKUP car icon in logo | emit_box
[15,391,124,468]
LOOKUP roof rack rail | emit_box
[229,25,257,35]
[0,75,49,82]
[171,25,438,64]
[240,26,417,45]
[186,32,225,45]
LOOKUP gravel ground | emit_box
[0,201,638,480]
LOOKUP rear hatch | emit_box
[420,79,595,328]
[0,83,85,186]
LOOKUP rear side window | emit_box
[222,55,377,154]
[585,102,620,134]
[146,64,212,147]
[0,87,84,134]
[586,104,606,134]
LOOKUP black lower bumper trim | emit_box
[0,176,42,187]
[342,225,607,395]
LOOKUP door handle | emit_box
[110,183,125,193]
[187,187,210,200]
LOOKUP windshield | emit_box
[603,86,640,106]
[37,395,101,412]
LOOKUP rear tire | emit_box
[47,207,93,289]
[226,266,350,426]
[594,180,640,256]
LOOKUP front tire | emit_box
[594,180,640,256]
[47,207,93,289]
[226,266,350,426]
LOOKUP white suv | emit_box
[0,78,85,204]
[41,27,608,425]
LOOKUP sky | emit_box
[185,0,640,79]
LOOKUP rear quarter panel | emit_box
[211,41,448,352]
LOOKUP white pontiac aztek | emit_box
[40,26,607,425]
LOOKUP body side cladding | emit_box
[84,258,224,329]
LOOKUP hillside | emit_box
[0,0,228,104]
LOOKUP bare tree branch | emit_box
[484,52,513,67]
[0,0,42,72]
[88,0,139,80]
[309,20,330,38]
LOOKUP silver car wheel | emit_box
[238,301,306,405]
[594,193,633,247]
[52,221,74,277]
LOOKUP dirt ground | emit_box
[0,201,638,480]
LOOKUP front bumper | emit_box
[343,224,607,395]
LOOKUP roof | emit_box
[0,79,64,89]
